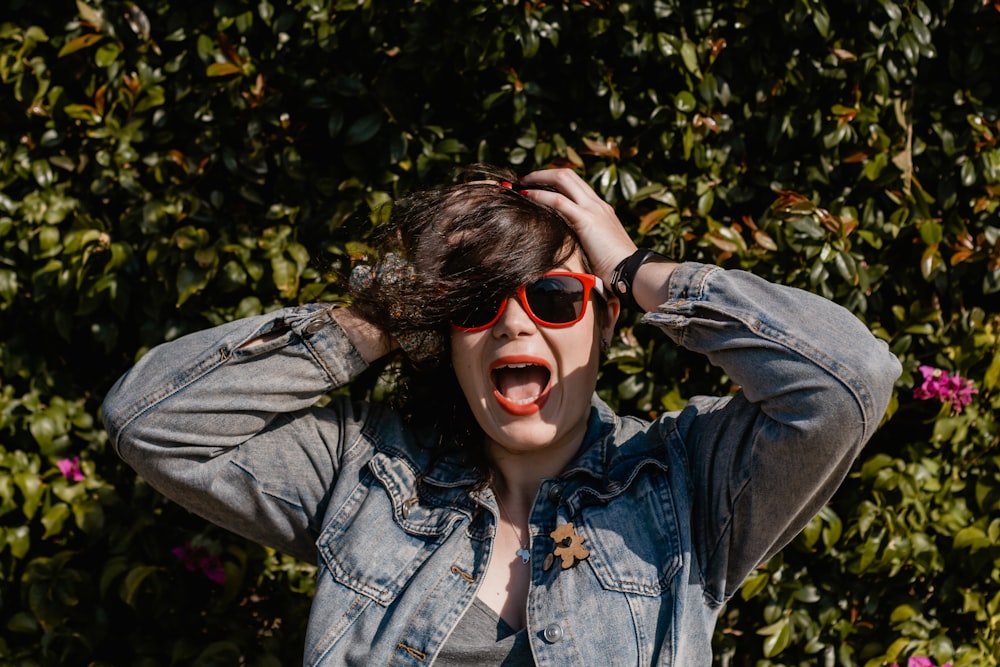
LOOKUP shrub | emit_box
[0,1,997,664]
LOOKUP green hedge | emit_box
[1,1,998,665]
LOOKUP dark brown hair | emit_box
[350,165,598,477]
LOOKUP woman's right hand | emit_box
[518,168,638,287]
[520,168,677,313]
[333,306,398,364]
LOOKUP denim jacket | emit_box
[102,262,900,666]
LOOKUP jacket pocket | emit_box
[316,452,463,606]
[577,468,683,597]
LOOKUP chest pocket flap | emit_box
[317,452,465,606]
[575,459,683,597]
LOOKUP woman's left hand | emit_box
[518,168,637,286]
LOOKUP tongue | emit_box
[495,366,548,401]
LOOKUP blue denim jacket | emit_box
[103,263,900,666]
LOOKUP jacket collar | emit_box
[417,395,662,492]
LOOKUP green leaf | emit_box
[954,526,990,552]
[920,245,943,280]
[122,565,160,607]
[675,91,697,113]
[0,268,18,306]
[890,603,918,624]
[344,112,383,146]
[609,91,625,119]
[740,570,770,600]
[983,350,1000,390]
[99,556,129,598]
[72,497,105,534]
[5,611,39,634]
[15,473,44,520]
[680,40,701,76]
[812,6,831,38]
[57,33,103,57]
[758,618,791,657]
[176,266,211,306]
[94,40,120,67]
[41,503,71,539]
[910,13,933,46]
[919,220,943,245]
[271,255,298,297]
[206,62,242,77]
[76,0,110,33]
[7,526,30,559]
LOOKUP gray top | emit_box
[436,598,534,666]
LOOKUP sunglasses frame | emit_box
[451,271,605,332]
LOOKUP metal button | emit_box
[303,320,325,334]
[547,484,563,502]
[401,498,418,519]
[543,623,563,644]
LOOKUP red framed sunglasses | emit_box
[450,271,605,332]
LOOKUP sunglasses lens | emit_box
[450,273,593,331]
[525,275,586,325]
[452,297,504,330]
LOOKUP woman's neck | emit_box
[487,442,577,509]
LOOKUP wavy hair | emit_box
[350,165,602,482]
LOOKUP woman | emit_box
[103,167,900,665]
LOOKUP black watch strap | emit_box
[609,249,665,312]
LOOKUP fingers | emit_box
[519,169,636,282]
[520,168,604,206]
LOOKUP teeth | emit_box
[492,362,549,406]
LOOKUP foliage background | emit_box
[1,0,999,665]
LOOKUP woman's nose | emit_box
[492,295,537,337]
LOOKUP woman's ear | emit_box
[601,295,621,349]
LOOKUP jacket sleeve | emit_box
[101,304,372,562]
[644,262,901,603]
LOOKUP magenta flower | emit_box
[56,456,86,482]
[913,365,977,415]
[891,657,953,667]
[171,541,226,584]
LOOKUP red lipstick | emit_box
[489,355,553,416]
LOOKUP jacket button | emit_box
[303,320,325,334]
[547,484,563,502]
[401,498,418,519]
[543,623,563,643]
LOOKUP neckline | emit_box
[471,597,526,638]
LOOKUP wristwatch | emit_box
[609,249,669,312]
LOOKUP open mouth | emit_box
[490,356,552,416]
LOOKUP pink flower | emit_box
[56,456,86,482]
[913,365,977,415]
[891,658,953,667]
[172,541,226,584]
